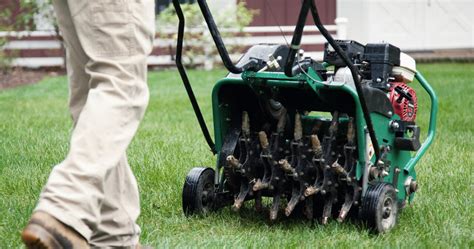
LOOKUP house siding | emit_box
[243,0,336,26]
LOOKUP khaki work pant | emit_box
[35,0,155,247]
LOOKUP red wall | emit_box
[243,0,336,26]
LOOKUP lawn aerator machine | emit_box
[173,0,438,233]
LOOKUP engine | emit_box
[324,40,419,122]
[389,82,417,121]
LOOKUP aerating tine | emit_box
[337,193,354,223]
[276,109,287,133]
[347,117,355,142]
[258,131,269,149]
[304,186,320,197]
[322,199,333,225]
[253,179,269,191]
[329,111,339,134]
[242,111,250,137]
[279,159,294,173]
[294,113,303,141]
[270,195,281,221]
[310,134,322,155]
[285,195,300,217]
[226,155,241,169]
[331,161,348,176]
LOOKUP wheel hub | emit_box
[380,196,396,230]
[382,198,393,218]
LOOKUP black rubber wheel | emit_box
[182,167,215,216]
[360,182,399,234]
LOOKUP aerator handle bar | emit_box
[172,0,250,154]
[285,0,382,163]
[173,0,217,154]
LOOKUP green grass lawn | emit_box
[1,63,473,248]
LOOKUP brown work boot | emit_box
[21,211,89,249]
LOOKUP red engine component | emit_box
[389,82,418,121]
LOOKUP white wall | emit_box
[209,0,235,11]
[337,0,474,50]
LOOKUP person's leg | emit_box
[32,0,155,246]
[89,156,141,247]
[58,0,147,245]
[22,1,90,247]
[55,1,90,125]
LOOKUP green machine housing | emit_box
[212,43,437,202]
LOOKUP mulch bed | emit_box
[0,68,63,90]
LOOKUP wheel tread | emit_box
[182,167,215,216]
[360,182,398,233]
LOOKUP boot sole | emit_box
[22,223,62,249]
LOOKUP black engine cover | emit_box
[363,43,401,90]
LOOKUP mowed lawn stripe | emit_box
[0,63,472,247]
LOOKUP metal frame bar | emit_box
[173,0,216,154]
[404,72,438,172]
